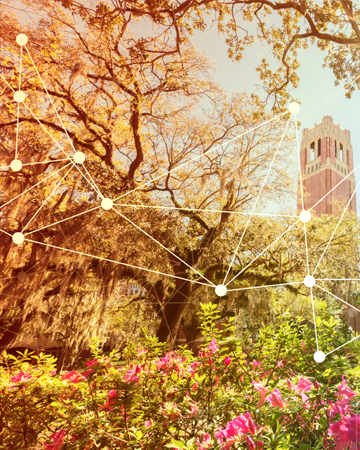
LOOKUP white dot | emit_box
[14,91,25,103]
[349,309,358,318]
[10,160,22,172]
[299,210,311,223]
[215,284,227,297]
[304,275,315,288]
[314,351,325,363]
[12,232,24,245]
[288,102,301,114]
[73,152,85,164]
[16,34,28,46]
[17,271,27,282]
[101,198,113,210]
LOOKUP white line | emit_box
[77,163,103,199]
[19,44,23,91]
[113,203,299,217]
[0,163,72,212]
[0,228,13,237]
[303,222,310,275]
[294,114,305,211]
[310,286,319,352]
[15,102,20,160]
[0,73,103,201]
[325,334,360,357]
[113,111,289,203]
[24,47,106,200]
[223,117,292,284]
[21,159,71,166]
[225,218,300,287]
[309,160,360,213]
[23,206,101,236]
[317,279,360,281]
[24,46,72,159]
[112,206,215,286]
[227,281,302,292]
[22,163,74,232]
[315,284,360,314]
[312,177,360,276]
[24,238,213,287]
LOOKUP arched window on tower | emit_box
[335,140,338,158]
[317,138,321,158]
[340,143,343,161]
[310,141,315,161]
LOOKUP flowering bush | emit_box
[1,301,360,449]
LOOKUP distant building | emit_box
[298,116,356,215]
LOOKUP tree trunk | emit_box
[156,282,192,345]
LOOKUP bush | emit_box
[1,301,360,449]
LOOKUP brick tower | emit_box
[298,116,356,215]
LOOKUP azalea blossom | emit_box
[252,381,269,408]
[295,377,313,392]
[61,371,84,384]
[224,356,231,367]
[208,338,219,354]
[85,358,100,368]
[267,389,286,408]
[10,371,31,383]
[144,420,152,427]
[246,435,256,450]
[252,360,261,370]
[42,430,66,450]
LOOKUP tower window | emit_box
[345,169,347,175]
[307,167,310,174]
[335,140,337,158]
[315,164,318,170]
[341,166,343,173]
[310,141,315,161]
[311,165,314,172]
[317,138,321,157]
[340,143,343,161]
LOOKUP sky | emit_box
[190,24,360,212]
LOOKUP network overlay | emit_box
[1,34,360,363]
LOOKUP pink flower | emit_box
[137,348,147,355]
[144,420,152,427]
[189,404,199,417]
[267,389,286,408]
[192,382,199,390]
[252,381,269,408]
[346,415,360,442]
[252,360,261,370]
[225,356,231,367]
[328,419,351,449]
[42,430,66,450]
[246,436,256,450]
[295,377,313,392]
[86,358,100,368]
[286,379,293,391]
[61,371,84,384]
[276,361,283,368]
[245,411,256,434]
[338,382,357,399]
[209,338,219,354]
[215,426,227,445]
[49,370,56,376]
[10,371,32,383]
[300,342,306,351]
[82,369,95,379]
[99,390,120,412]
[314,380,319,390]
[256,441,265,448]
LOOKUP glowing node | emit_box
[299,210,311,223]
[288,102,301,114]
[17,271,27,282]
[101,198,113,210]
[313,351,325,363]
[215,284,227,297]
[16,34,28,46]
[304,275,315,288]
[10,160,22,172]
[12,232,24,245]
[73,151,85,164]
[14,90,25,103]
